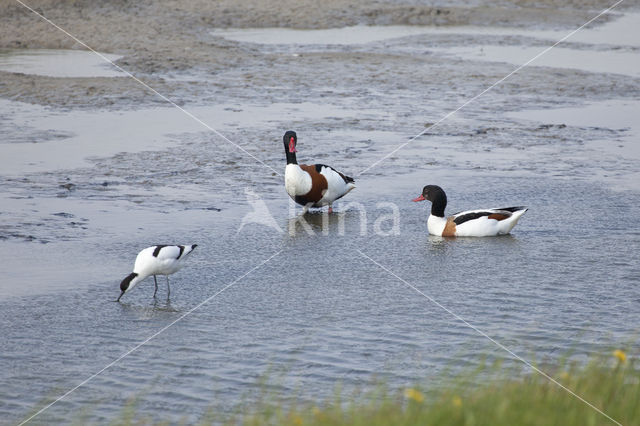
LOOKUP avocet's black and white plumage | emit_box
[413,185,527,237]
[283,130,356,213]
[117,244,197,301]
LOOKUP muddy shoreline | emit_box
[1,0,639,243]
[0,0,630,107]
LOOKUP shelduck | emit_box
[117,244,197,301]
[283,130,356,213]
[413,185,527,237]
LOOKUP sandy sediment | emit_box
[0,0,628,107]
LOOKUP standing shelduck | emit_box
[117,244,197,301]
[413,185,527,237]
[283,130,356,213]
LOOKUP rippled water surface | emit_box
[1,10,640,425]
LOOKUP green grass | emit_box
[39,350,637,425]
[223,351,638,426]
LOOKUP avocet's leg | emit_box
[153,276,158,297]
[328,203,333,214]
[166,276,171,298]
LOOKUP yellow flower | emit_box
[613,349,627,363]
[404,388,425,403]
[452,396,462,408]
[559,371,570,381]
[290,414,303,426]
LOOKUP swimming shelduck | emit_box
[283,130,356,213]
[117,244,197,301]
[412,185,527,237]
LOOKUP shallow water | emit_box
[2,9,640,425]
[212,25,449,45]
[0,49,125,78]
[212,13,640,47]
[2,175,639,424]
[434,45,640,78]
[0,100,358,174]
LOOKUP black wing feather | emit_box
[453,212,492,225]
[453,207,526,226]
[495,206,527,212]
[152,245,167,257]
[315,164,355,184]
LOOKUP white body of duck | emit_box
[118,244,197,301]
[283,130,355,212]
[414,185,527,237]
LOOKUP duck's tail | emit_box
[497,206,527,213]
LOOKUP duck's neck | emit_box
[286,150,297,165]
[430,193,447,218]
